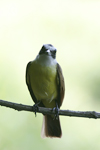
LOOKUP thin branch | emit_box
[0,99,100,119]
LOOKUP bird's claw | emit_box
[33,104,38,116]
[53,103,59,120]
[33,101,41,117]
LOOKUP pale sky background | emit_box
[0,0,100,150]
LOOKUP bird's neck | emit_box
[35,54,57,67]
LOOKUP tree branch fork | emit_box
[0,99,100,119]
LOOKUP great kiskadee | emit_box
[26,44,65,138]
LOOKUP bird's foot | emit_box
[53,103,59,120]
[33,101,41,117]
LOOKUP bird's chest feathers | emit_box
[30,56,58,102]
[31,61,57,86]
[31,55,57,83]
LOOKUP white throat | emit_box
[35,54,57,66]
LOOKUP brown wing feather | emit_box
[26,61,38,104]
[57,63,65,108]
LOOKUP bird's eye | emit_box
[39,46,47,55]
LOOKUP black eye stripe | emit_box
[52,50,56,53]
[42,47,47,52]
[51,50,56,59]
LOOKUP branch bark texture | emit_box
[0,99,100,119]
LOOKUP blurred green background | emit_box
[0,0,100,149]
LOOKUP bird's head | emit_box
[39,44,57,59]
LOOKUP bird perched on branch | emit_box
[26,44,65,138]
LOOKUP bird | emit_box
[26,44,65,138]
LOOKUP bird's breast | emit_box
[29,61,58,107]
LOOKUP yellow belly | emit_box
[29,61,58,108]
